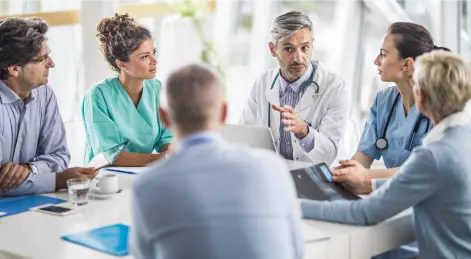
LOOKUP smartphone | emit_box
[315,163,333,182]
[31,204,77,216]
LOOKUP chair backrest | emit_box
[64,120,86,167]
[331,118,361,167]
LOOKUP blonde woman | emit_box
[302,51,471,259]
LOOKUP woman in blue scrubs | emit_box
[81,13,172,166]
[330,22,450,259]
[331,22,449,194]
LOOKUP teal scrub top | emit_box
[81,77,173,164]
[357,86,433,168]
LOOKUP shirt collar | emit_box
[174,130,223,153]
[0,80,37,104]
[279,61,313,94]
[423,110,471,145]
[0,80,20,104]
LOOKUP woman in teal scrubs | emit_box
[81,13,172,166]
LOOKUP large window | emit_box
[0,1,83,122]
[3,0,466,127]
[356,5,390,124]
[222,0,344,123]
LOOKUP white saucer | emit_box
[90,189,122,199]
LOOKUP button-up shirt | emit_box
[278,63,316,160]
[131,132,303,259]
[0,81,69,196]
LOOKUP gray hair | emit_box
[414,51,471,120]
[164,63,224,132]
[271,11,313,44]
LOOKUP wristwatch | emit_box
[27,163,39,175]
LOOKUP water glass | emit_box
[67,178,91,206]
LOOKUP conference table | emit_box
[0,160,415,259]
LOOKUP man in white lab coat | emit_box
[240,11,350,165]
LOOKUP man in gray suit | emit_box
[130,63,303,259]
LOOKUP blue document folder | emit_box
[61,224,130,256]
[0,195,66,217]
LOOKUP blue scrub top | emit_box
[358,86,433,168]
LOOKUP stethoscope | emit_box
[376,93,431,151]
[267,61,320,128]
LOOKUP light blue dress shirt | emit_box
[358,86,433,168]
[131,132,303,259]
[0,81,69,196]
[302,111,471,259]
[278,62,316,160]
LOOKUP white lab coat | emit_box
[239,61,350,165]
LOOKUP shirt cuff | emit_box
[297,126,315,153]
[371,178,389,191]
[300,198,322,219]
[31,172,56,194]
[0,172,56,197]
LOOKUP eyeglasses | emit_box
[30,49,51,64]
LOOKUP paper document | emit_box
[87,153,109,169]
[86,141,131,170]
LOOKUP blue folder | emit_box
[61,224,130,256]
[0,195,66,217]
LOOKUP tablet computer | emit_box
[87,141,131,170]
[290,162,360,201]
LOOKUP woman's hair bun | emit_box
[96,13,135,45]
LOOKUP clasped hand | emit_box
[331,160,372,194]
[0,163,31,192]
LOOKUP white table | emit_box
[0,162,414,259]
[285,161,415,259]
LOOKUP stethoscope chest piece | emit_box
[376,138,388,150]
[374,92,430,152]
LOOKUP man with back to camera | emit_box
[0,17,97,196]
[240,11,350,165]
[130,63,304,259]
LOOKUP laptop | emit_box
[87,141,131,170]
[290,163,360,201]
[221,124,278,153]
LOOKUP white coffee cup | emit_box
[91,174,119,194]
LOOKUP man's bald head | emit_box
[161,63,226,134]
